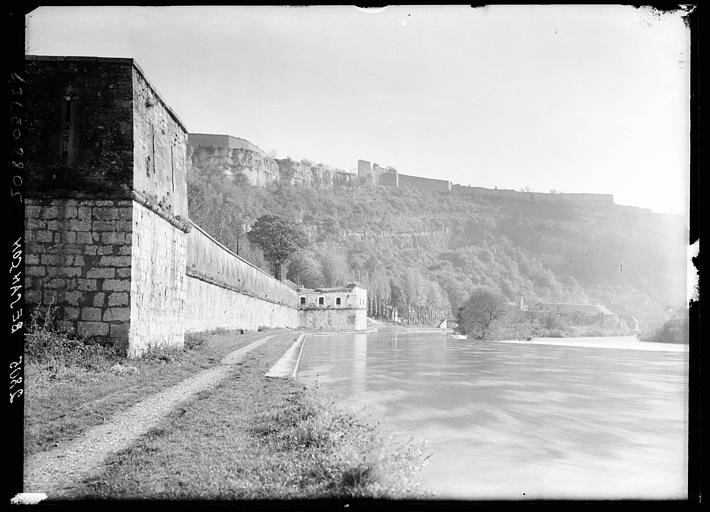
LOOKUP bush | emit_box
[25,304,124,370]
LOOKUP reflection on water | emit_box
[296,331,688,499]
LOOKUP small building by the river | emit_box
[298,283,367,331]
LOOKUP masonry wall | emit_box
[24,57,135,197]
[299,308,366,331]
[397,173,451,192]
[184,222,298,332]
[129,201,187,355]
[127,65,191,356]
[24,198,134,344]
[378,169,399,187]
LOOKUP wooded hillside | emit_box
[188,164,686,329]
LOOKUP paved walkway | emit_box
[23,334,278,498]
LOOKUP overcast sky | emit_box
[26,5,690,215]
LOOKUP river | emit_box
[295,329,688,500]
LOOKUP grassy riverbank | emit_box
[24,317,276,457]
[25,316,428,499]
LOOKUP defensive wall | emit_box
[24,56,298,356]
[451,185,615,205]
[185,222,298,332]
[356,159,614,204]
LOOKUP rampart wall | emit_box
[452,185,614,205]
[184,222,298,332]
[25,56,299,357]
[398,173,451,192]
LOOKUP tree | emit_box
[286,252,324,288]
[457,287,508,339]
[246,214,309,280]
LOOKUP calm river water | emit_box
[295,329,688,500]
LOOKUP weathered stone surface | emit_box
[184,275,298,333]
[77,321,110,337]
[81,307,103,321]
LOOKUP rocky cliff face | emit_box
[275,158,356,188]
[188,136,356,189]
[189,145,279,187]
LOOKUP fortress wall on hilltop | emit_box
[397,173,452,192]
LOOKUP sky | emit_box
[25,5,691,215]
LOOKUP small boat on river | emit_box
[449,334,468,340]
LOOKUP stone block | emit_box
[64,307,80,320]
[81,307,103,321]
[93,221,118,231]
[42,206,59,219]
[109,322,130,338]
[76,279,98,291]
[102,279,130,291]
[69,219,92,231]
[93,292,106,307]
[77,232,94,244]
[84,245,99,255]
[25,205,41,218]
[100,256,132,267]
[46,220,59,231]
[27,218,46,230]
[40,254,62,265]
[46,278,67,289]
[116,268,131,278]
[53,232,62,243]
[77,207,92,220]
[101,232,125,244]
[26,266,46,277]
[107,292,129,306]
[98,246,115,255]
[78,321,109,337]
[103,307,129,322]
[65,206,78,218]
[65,232,77,244]
[25,254,40,265]
[65,291,83,306]
[25,290,41,304]
[87,267,116,279]
[65,267,82,278]
[35,231,53,243]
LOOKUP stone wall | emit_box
[397,173,451,192]
[24,198,134,344]
[185,221,298,332]
[185,278,298,332]
[24,56,135,198]
[132,66,189,218]
[24,56,342,356]
[299,309,365,331]
[452,184,615,205]
[128,201,187,355]
[378,169,399,187]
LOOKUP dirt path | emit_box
[23,333,285,498]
